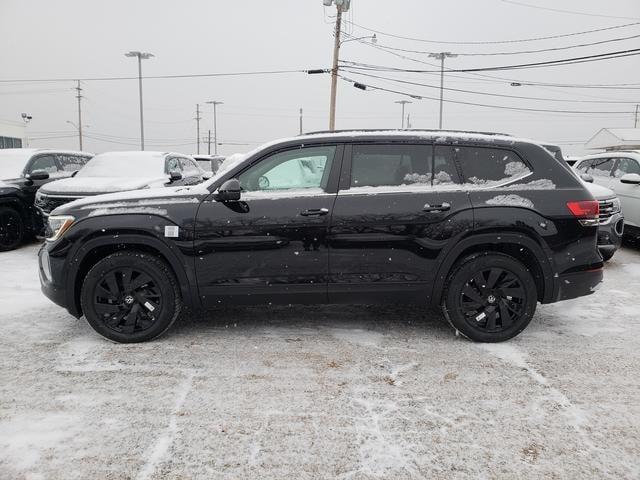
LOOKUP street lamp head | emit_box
[205,101,224,106]
[21,113,32,123]
[125,51,154,59]
[395,100,412,105]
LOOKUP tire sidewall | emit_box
[443,253,537,342]
[80,252,180,343]
[0,206,25,252]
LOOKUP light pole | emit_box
[428,52,458,129]
[21,113,32,147]
[395,100,412,129]
[205,101,223,155]
[124,51,154,150]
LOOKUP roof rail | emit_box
[301,128,512,137]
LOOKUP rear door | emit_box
[327,142,473,303]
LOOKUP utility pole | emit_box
[75,80,83,150]
[406,113,412,129]
[395,100,412,129]
[328,5,343,131]
[428,52,458,129]
[205,101,223,155]
[207,130,212,155]
[635,104,639,128]
[125,51,154,150]
[195,104,201,154]
[299,108,303,134]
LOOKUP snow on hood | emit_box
[40,176,169,195]
[582,180,616,200]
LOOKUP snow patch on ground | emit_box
[327,328,384,347]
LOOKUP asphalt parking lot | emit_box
[1,242,639,479]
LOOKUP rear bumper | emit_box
[597,213,624,254]
[555,267,603,302]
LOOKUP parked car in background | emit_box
[574,151,640,237]
[35,151,206,217]
[192,154,225,176]
[542,144,624,260]
[0,148,92,250]
[39,130,603,343]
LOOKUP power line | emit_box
[344,31,640,57]
[500,0,640,21]
[346,19,640,45]
[341,69,640,104]
[342,48,640,73]
[0,69,309,84]
[337,74,636,115]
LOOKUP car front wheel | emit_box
[442,252,537,342]
[80,251,182,343]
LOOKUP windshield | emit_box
[0,151,31,179]
[77,152,165,178]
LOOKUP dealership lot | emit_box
[1,242,639,479]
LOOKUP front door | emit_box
[611,156,640,227]
[328,142,474,303]
[194,144,341,306]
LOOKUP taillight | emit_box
[567,200,599,226]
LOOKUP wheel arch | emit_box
[66,233,197,318]
[431,232,556,305]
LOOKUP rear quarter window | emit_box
[455,146,531,186]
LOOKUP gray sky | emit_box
[1,0,639,156]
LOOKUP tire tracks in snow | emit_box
[136,370,195,480]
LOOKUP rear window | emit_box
[455,146,531,186]
[350,144,436,188]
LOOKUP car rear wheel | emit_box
[80,251,182,343]
[0,206,25,252]
[442,252,537,342]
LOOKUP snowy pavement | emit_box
[1,242,639,479]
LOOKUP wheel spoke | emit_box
[485,309,497,330]
[130,273,153,291]
[104,273,120,298]
[486,268,501,289]
[500,287,524,299]
[121,305,139,333]
[498,301,512,328]
[120,269,133,292]
[472,272,487,295]
[95,303,122,315]
[462,284,484,304]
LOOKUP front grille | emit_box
[35,194,78,214]
[598,199,616,224]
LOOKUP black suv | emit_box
[0,148,92,250]
[38,131,603,343]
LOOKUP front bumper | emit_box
[597,212,624,255]
[39,244,80,317]
[556,267,603,302]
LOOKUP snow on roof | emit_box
[585,128,640,150]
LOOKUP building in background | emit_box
[0,120,26,149]
[586,128,640,151]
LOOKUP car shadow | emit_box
[170,304,453,340]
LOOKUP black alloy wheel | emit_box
[442,252,537,342]
[0,206,25,252]
[81,251,182,343]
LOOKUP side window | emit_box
[455,147,531,186]
[57,154,88,173]
[576,159,593,173]
[238,145,336,192]
[166,157,181,173]
[350,144,439,189]
[613,158,640,178]
[587,158,615,177]
[179,158,201,176]
[28,155,58,174]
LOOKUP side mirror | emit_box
[620,173,640,185]
[215,178,241,202]
[71,170,79,177]
[580,173,594,183]
[26,170,50,181]
[169,170,183,182]
[202,171,213,180]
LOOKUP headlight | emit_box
[610,197,621,214]
[46,215,75,241]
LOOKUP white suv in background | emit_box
[574,151,640,235]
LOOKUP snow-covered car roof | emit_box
[0,148,93,179]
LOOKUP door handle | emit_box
[300,208,330,216]
[423,202,451,212]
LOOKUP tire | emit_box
[0,206,25,252]
[600,249,615,262]
[441,252,537,342]
[80,251,182,343]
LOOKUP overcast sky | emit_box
[1,0,639,156]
